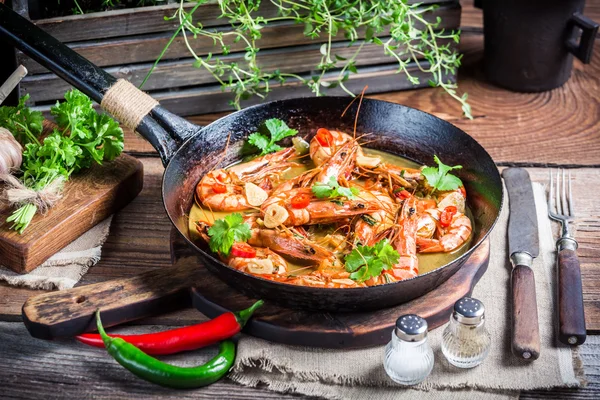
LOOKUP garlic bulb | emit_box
[0,128,22,174]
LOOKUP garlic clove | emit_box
[0,127,23,174]
[356,155,381,168]
[247,258,275,274]
[263,204,289,228]
[245,182,269,206]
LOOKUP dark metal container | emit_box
[477,0,598,92]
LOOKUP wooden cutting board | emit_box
[0,154,143,273]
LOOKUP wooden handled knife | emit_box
[502,168,541,361]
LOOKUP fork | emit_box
[548,170,586,346]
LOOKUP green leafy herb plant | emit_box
[420,155,463,193]
[312,176,359,200]
[0,90,124,233]
[344,239,400,282]
[207,213,252,255]
[139,0,472,118]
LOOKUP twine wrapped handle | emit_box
[0,174,64,213]
[101,79,159,130]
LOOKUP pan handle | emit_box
[0,3,197,165]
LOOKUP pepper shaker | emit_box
[442,297,491,368]
[384,314,434,385]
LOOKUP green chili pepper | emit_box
[96,311,235,389]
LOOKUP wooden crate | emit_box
[14,0,461,117]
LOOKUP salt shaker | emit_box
[384,314,434,385]
[442,297,491,368]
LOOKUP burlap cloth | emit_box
[0,217,112,290]
[227,183,585,399]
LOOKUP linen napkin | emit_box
[0,216,112,290]
[227,183,584,399]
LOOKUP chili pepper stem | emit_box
[95,310,113,348]
[235,300,264,327]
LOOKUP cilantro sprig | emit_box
[247,118,298,155]
[312,176,359,200]
[421,155,463,193]
[344,239,400,282]
[207,213,252,255]
[1,90,124,233]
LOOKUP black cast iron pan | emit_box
[0,4,503,312]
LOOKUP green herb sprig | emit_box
[248,118,298,155]
[207,213,252,255]
[312,176,359,200]
[344,239,400,282]
[1,90,124,233]
[421,155,463,193]
[140,0,472,118]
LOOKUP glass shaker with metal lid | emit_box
[384,314,434,385]
[442,297,491,368]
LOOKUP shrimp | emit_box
[228,247,289,276]
[367,163,423,192]
[310,130,357,166]
[388,196,419,281]
[416,208,472,253]
[196,147,296,211]
[353,191,396,246]
[261,187,380,226]
[315,139,360,184]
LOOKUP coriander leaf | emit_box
[421,155,463,193]
[0,94,44,145]
[207,213,252,255]
[248,132,270,153]
[247,118,298,155]
[311,176,359,200]
[344,239,399,283]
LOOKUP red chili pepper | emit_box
[231,242,257,258]
[290,193,311,209]
[212,182,227,194]
[315,128,333,147]
[440,205,458,227]
[76,301,263,355]
[459,186,467,198]
[394,189,411,200]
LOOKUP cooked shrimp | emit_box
[228,247,288,275]
[353,191,396,246]
[261,187,380,226]
[417,208,472,253]
[196,147,296,211]
[310,130,356,166]
[389,196,419,281]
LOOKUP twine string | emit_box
[0,174,64,212]
[100,79,159,130]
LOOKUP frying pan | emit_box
[0,4,502,312]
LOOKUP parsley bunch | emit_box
[344,239,400,282]
[247,118,298,155]
[207,213,252,255]
[141,0,471,118]
[1,90,124,233]
[421,155,463,194]
[312,176,359,200]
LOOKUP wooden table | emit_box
[1,1,599,398]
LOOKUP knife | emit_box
[502,168,541,361]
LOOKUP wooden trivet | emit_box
[188,239,490,349]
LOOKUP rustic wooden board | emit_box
[18,4,461,74]
[0,154,144,273]
[21,37,455,103]
[189,240,489,349]
[24,0,449,43]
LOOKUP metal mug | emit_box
[475,0,598,92]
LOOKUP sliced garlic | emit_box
[247,258,275,275]
[437,191,466,214]
[356,154,381,168]
[263,204,289,228]
[331,278,357,286]
[245,182,268,206]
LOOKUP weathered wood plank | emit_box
[18,4,461,74]
[32,62,448,117]
[20,37,455,103]
[0,321,597,399]
[27,0,450,43]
